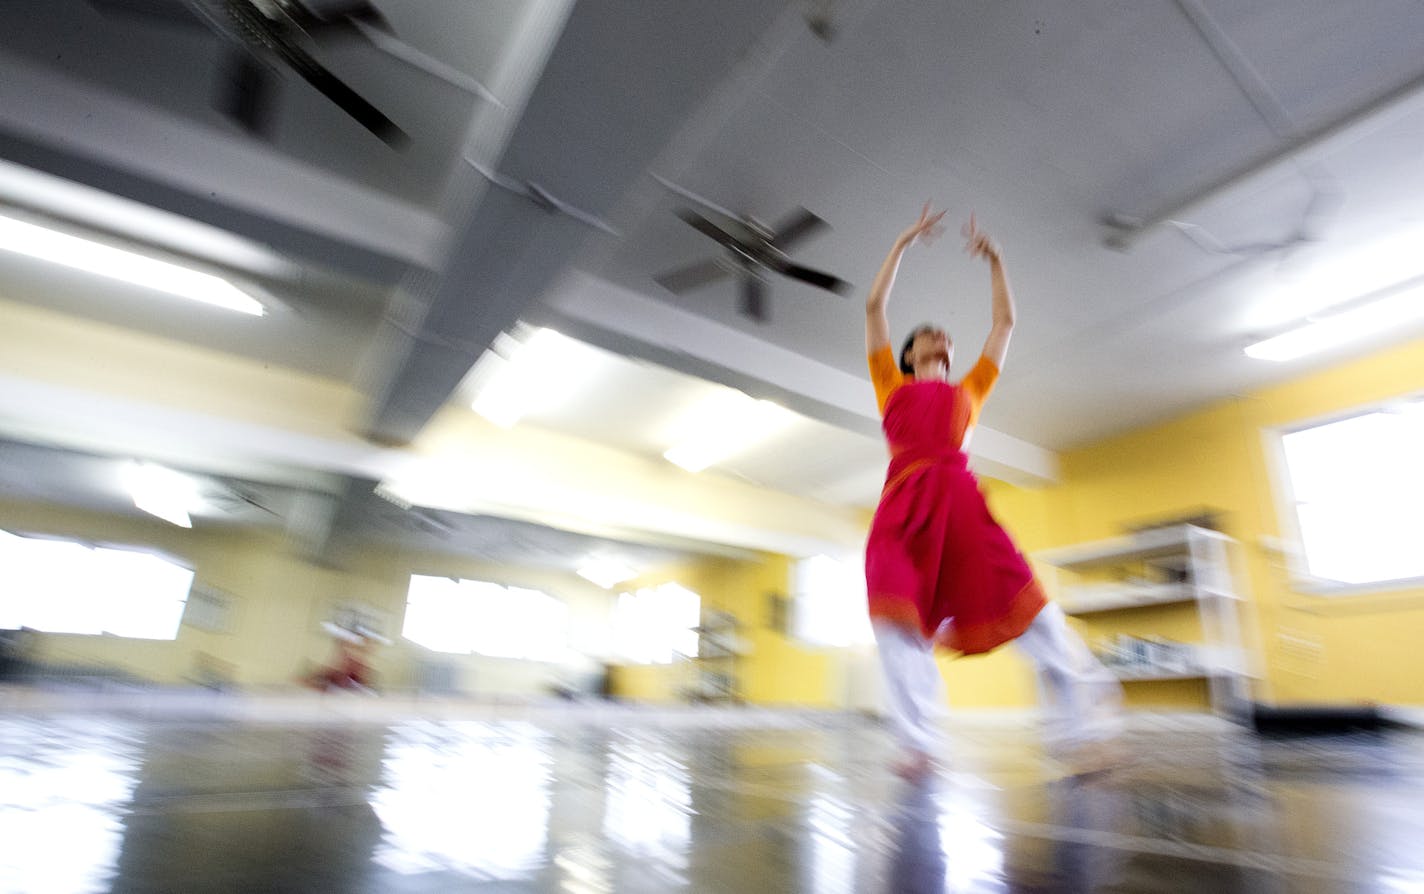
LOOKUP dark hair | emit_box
[899,324,941,374]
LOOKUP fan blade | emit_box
[219,51,276,136]
[280,44,408,146]
[655,259,730,294]
[741,271,768,322]
[778,263,852,295]
[675,209,748,254]
[222,0,407,146]
[769,208,828,249]
[652,175,745,226]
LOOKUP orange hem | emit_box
[936,578,1048,656]
[867,593,926,637]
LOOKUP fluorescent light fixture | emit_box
[1245,281,1424,362]
[663,391,797,473]
[0,158,292,276]
[577,558,638,589]
[471,327,599,428]
[123,462,198,528]
[0,212,264,315]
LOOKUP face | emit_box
[910,326,952,372]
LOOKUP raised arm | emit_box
[963,214,1015,370]
[867,203,946,355]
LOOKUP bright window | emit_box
[402,575,569,660]
[611,583,700,664]
[0,530,192,639]
[793,554,874,647]
[1280,397,1424,587]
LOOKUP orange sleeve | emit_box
[868,345,904,415]
[960,354,1000,422]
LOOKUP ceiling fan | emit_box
[651,175,851,322]
[86,0,495,147]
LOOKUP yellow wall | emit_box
[605,663,687,704]
[8,333,1421,713]
[606,552,839,707]
[1041,336,1424,708]
[0,297,362,441]
[704,554,836,707]
[960,337,1424,711]
[0,496,615,697]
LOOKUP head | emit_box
[899,324,953,378]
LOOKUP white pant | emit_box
[874,603,1122,754]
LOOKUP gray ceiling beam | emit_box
[361,0,789,445]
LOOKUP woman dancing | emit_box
[864,205,1121,778]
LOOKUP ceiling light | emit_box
[663,391,797,473]
[123,462,199,528]
[0,212,264,315]
[471,327,599,428]
[577,559,638,589]
[1245,281,1424,361]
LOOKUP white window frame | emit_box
[791,553,874,649]
[401,574,570,661]
[610,582,700,665]
[1264,392,1424,596]
[0,529,194,639]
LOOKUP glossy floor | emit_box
[2,709,1423,892]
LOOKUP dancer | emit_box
[864,205,1121,778]
[305,621,385,693]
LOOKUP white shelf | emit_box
[1111,667,1209,682]
[1035,524,1231,572]
[1037,525,1253,717]
[1061,583,1194,615]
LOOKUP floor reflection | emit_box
[0,717,141,894]
[601,731,693,888]
[371,721,553,880]
[1035,775,1129,893]
[886,782,947,893]
[1,712,1423,892]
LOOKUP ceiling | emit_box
[583,0,1424,449]
[449,328,891,506]
[2,0,1423,561]
[0,437,313,528]
[0,437,696,575]
[0,0,532,207]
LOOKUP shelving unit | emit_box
[1035,524,1253,717]
[690,609,744,703]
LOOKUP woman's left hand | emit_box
[961,213,1000,263]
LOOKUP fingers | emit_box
[920,212,948,244]
[967,236,999,260]
[905,205,948,245]
[960,212,999,259]
[923,213,947,238]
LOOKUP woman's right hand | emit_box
[898,202,947,248]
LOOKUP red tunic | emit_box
[864,346,1046,654]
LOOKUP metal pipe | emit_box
[1105,45,1424,249]
[1174,0,1295,139]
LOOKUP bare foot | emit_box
[892,749,934,781]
